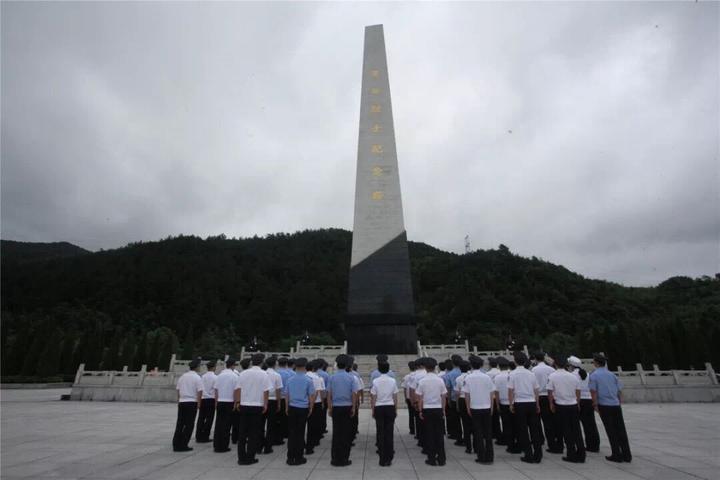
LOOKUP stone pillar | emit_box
[346,24,417,354]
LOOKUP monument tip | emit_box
[365,24,384,30]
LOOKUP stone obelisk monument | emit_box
[346,25,417,354]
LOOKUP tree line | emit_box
[1,230,718,381]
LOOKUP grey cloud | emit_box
[1,1,718,286]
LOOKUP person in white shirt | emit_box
[195,359,217,443]
[212,358,239,452]
[401,361,417,436]
[233,353,270,465]
[416,357,447,466]
[494,358,520,453]
[370,362,399,466]
[409,359,428,446]
[261,356,284,453]
[463,357,497,464]
[568,355,600,452]
[485,357,502,442]
[454,360,473,454]
[509,352,543,463]
[547,357,585,463]
[173,358,203,452]
[305,360,325,454]
[532,352,562,453]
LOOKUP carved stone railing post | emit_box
[635,364,646,385]
[671,370,681,385]
[139,364,147,386]
[706,363,718,385]
[74,363,85,385]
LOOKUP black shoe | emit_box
[286,459,298,466]
[305,449,314,455]
[195,439,211,443]
[214,448,231,453]
[506,448,522,454]
[562,457,579,463]
[350,442,355,447]
[465,449,473,454]
[298,457,307,464]
[586,448,599,453]
[421,449,428,455]
[425,459,437,466]
[495,440,507,446]
[173,447,193,452]
[438,460,446,466]
[475,459,493,465]
[520,456,535,464]
[261,448,273,454]
[606,456,623,463]
[623,457,632,463]
[272,441,285,446]
[546,448,563,454]
[237,458,258,465]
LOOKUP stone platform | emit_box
[2,389,720,479]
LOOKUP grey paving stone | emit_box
[1,390,719,480]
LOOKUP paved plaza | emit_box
[1,389,719,480]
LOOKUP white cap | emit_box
[567,356,582,368]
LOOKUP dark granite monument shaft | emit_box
[346,25,418,354]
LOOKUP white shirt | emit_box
[308,371,325,403]
[408,369,427,391]
[493,371,511,405]
[547,369,580,405]
[213,368,239,402]
[438,371,447,378]
[177,371,203,402]
[508,366,540,403]
[486,367,501,380]
[266,368,283,400]
[573,370,592,400]
[462,371,496,409]
[455,372,469,399]
[201,371,217,400]
[416,372,446,409]
[236,366,271,407]
[532,362,555,396]
[401,372,414,399]
[371,374,399,406]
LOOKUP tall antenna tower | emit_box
[464,235,471,254]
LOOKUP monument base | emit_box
[346,314,418,354]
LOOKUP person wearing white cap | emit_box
[568,356,600,452]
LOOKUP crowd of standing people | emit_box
[172,350,632,468]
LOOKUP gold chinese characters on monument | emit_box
[370,124,382,133]
[372,166,383,176]
[370,69,379,78]
[371,191,384,200]
[370,104,381,113]
[371,144,384,154]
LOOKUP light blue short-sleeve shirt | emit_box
[327,371,358,406]
[588,366,622,406]
[286,372,315,408]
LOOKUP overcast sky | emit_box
[2,1,718,286]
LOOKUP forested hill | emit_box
[1,229,718,381]
[1,240,89,263]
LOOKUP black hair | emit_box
[425,357,438,370]
[265,356,277,368]
[408,361,416,370]
[593,354,607,367]
[336,358,348,370]
[459,361,470,373]
[378,362,390,374]
[470,357,483,370]
[578,368,588,380]
[534,352,546,362]
[452,355,463,367]
[508,361,516,370]
[514,352,529,368]
[488,357,498,368]
[240,358,251,370]
[277,357,288,367]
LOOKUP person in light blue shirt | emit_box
[327,354,360,467]
[444,355,463,442]
[588,354,631,463]
[276,357,293,442]
[284,358,315,466]
[369,354,396,384]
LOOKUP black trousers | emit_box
[172,402,197,450]
[470,408,493,463]
[237,406,264,462]
[374,405,396,463]
[287,406,309,462]
[321,399,328,433]
[514,402,543,462]
[352,402,360,437]
[458,399,473,451]
[422,408,446,464]
[491,406,502,440]
[579,399,600,451]
[231,408,240,444]
[556,404,585,462]
[405,398,416,434]
[499,404,519,452]
[598,405,631,461]
[306,402,323,449]
[446,400,461,439]
[213,402,234,451]
[331,406,353,464]
[263,400,279,448]
[278,399,288,439]
[538,395,562,451]
[195,398,215,442]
